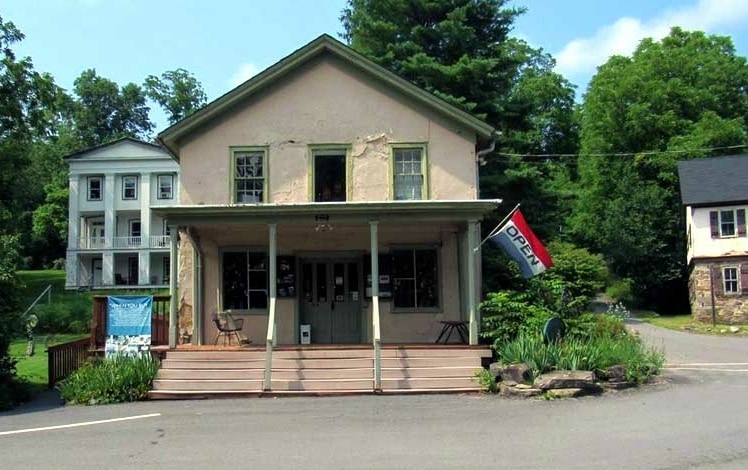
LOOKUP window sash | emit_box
[393,148,424,200]
[123,176,138,200]
[88,177,102,201]
[157,175,173,199]
[724,267,739,294]
[392,248,438,309]
[234,151,265,203]
[222,250,268,310]
[719,210,736,237]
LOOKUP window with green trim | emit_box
[392,248,439,309]
[222,250,268,310]
[233,149,265,203]
[393,147,425,200]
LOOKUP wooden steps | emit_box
[149,345,491,399]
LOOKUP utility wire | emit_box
[493,143,748,159]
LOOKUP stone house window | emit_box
[723,267,739,294]
[719,210,736,237]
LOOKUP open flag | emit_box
[489,209,553,278]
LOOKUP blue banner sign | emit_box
[105,296,153,357]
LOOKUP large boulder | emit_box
[534,371,597,390]
[490,363,532,383]
[499,383,542,398]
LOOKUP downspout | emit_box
[186,228,203,345]
[475,131,499,199]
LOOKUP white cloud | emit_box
[228,63,260,88]
[555,0,748,80]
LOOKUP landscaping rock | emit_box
[545,388,595,399]
[499,383,542,398]
[489,362,502,379]
[496,363,532,383]
[600,381,636,391]
[730,326,740,333]
[534,371,597,390]
[605,365,627,382]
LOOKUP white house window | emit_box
[720,210,736,237]
[392,248,439,309]
[222,250,268,310]
[157,174,173,199]
[123,175,138,200]
[393,147,425,200]
[233,149,265,203]
[88,176,102,201]
[724,267,739,294]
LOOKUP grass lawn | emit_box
[635,311,748,336]
[9,334,88,391]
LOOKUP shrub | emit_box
[497,326,664,383]
[0,234,25,410]
[480,291,555,346]
[606,278,634,304]
[474,369,497,393]
[34,299,91,334]
[57,355,160,405]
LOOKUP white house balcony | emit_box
[150,235,171,248]
[76,237,106,249]
[113,236,142,248]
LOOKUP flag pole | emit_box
[475,203,521,252]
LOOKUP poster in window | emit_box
[365,254,392,298]
[276,256,296,297]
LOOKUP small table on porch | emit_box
[435,320,469,344]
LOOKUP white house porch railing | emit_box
[76,237,106,249]
[150,235,171,248]
[113,236,142,248]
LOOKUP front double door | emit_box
[301,258,362,344]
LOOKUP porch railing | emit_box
[48,337,90,387]
[113,236,141,248]
[150,235,171,248]
[91,295,170,350]
[76,237,106,249]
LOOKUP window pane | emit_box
[721,210,736,236]
[415,250,438,308]
[316,263,327,302]
[393,148,423,200]
[334,263,345,298]
[249,270,267,289]
[249,290,268,309]
[223,252,248,310]
[394,279,416,308]
[392,250,414,277]
[302,263,313,302]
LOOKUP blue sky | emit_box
[4,0,748,132]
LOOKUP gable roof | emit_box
[157,34,495,157]
[64,136,165,160]
[678,155,748,206]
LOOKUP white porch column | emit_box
[104,173,115,249]
[168,227,179,348]
[68,175,79,249]
[102,252,114,286]
[138,251,151,286]
[467,219,478,345]
[264,223,278,391]
[370,221,381,391]
[140,173,151,248]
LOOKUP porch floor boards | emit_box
[149,344,491,399]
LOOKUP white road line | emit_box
[664,367,748,372]
[665,363,748,366]
[0,413,161,436]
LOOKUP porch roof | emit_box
[152,199,502,225]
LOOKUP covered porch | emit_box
[154,200,499,392]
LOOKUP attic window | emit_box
[720,210,736,237]
[88,176,102,201]
[313,149,346,202]
[233,148,266,204]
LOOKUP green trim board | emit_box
[152,199,502,226]
[157,35,494,157]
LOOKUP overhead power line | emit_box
[495,143,748,159]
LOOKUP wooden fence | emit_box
[47,337,90,388]
[90,295,171,350]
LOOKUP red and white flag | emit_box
[489,209,553,278]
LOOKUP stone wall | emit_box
[177,230,194,341]
[690,258,748,323]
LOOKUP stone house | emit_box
[678,155,748,323]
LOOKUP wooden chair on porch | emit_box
[212,311,246,346]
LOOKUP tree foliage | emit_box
[572,28,748,310]
[144,68,207,124]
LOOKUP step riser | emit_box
[152,380,263,391]
[164,348,490,361]
[382,378,479,390]
[158,369,374,380]
[381,367,482,379]
[162,357,480,369]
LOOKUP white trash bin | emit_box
[300,324,311,345]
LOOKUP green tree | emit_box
[71,69,153,146]
[572,28,748,310]
[144,68,207,124]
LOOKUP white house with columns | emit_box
[65,137,179,289]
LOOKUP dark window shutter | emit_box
[710,211,719,238]
[741,264,748,294]
[738,209,746,237]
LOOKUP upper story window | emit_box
[157,174,174,200]
[87,176,102,201]
[711,208,746,238]
[122,175,138,200]
[392,146,426,200]
[233,148,266,203]
[724,267,739,294]
[313,148,347,202]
